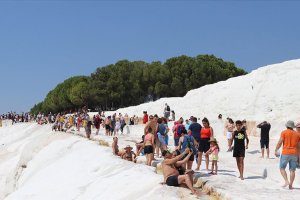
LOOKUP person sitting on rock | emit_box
[162,148,200,196]
[122,145,137,163]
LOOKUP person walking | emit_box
[275,121,300,189]
[257,121,271,158]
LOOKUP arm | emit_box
[176,151,192,165]
[210,127,214,138]
[275,138,283,154]
[245,134,249,149]
[164,149,189,165]
[144,122,150,135]
[229,132,235,149]
[178,137,183,151]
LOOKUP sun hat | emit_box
[295,122,300,128]
[124,145,133,150]
[209,138,218,143]
[285,120,296,128]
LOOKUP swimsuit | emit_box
[166,175,179,187]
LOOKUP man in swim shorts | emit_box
[162,148,200,196]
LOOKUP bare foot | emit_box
[195,168,200,171]
[289,185,293,190]
[240,177,244,180]
[282,182,289,188]
[192,189,202,197]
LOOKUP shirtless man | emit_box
[162,148,200,196]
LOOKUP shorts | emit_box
[227,132,233,139]
[105,125,110,130]
[260,140,269,149]
[144,145,153,154]
[233,149,245,157]
[280,155,298,171]
[211,154,219,161]
[198,138,210,153]
[166,175,179,187]
[174,138,179,146]
[183,153,195,161]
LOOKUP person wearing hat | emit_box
[121,145,137,162]
[205,138,220,175]
[275,120,300,189]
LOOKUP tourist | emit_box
[225,118,235,152]
[162,148,200,196]
[172,118,185,148]
[162,117,169,145]
[257,121,271,158]
[188,117,202,149]
[143,111,148,124]
[112,137,124,156]
[122,145,137,162]
[196,117,214,171]
[178,129,197,170]
[157,118,167,156]
[94,114,102,135]
[171,110,175,121]
[296,122,300,168]
[229,120,249,180]
[205,138,220,175]
[143,127,155,166]
[164,103,171,120]
[275,121,300,189]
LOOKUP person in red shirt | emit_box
[143,111,148,124]
[275,120,300,189]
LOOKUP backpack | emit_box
[166,105,170,111]
[186,136,197,155]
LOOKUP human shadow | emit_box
[218,169,235,173]
[247,150,260,154]
[218,173,237,177]
[245,176,264,180]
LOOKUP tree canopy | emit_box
[31,54,247,115]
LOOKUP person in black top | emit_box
[257,121,271,158]
[229,120,249,180]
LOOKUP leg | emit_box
[215,161,218,174]
[149,153,154,166]
[205,154,209,170]
[240,157,244,180]
[280,169,289,187]
[211,160,214,173]
[289,171,295,189]
[196,152,203,170]
[261,148,264,158]
[178,175,196,195]
[235,157,241,177]
[266,148,270,159]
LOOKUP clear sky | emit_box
[0,0,299,113]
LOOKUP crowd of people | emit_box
[1,104,299,196]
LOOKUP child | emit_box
[229,120,249,180]
[205,138,219,175]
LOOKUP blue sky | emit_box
[0,0,299,113]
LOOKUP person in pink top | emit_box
[205,138,220,175]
